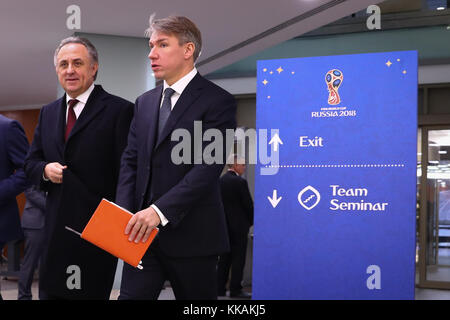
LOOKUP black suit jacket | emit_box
[24,85,133,299]
[220,171,254,234]
[0,115,29,243]
[116,73,236,258]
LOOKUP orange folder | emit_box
[79,199,158,269]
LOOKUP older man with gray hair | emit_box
[25,36,134,299]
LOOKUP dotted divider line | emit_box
[264,164,405,168]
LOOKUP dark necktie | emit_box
[65,99,78,141]
[158,88,176,138]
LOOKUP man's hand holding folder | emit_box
[125,206,161,243]
[66,199,158,270]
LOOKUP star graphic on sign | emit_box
[386,60,392,67]
[262,79,268,85]
[402,70,407,74]
[269,71,273,74]
[276,66,284,74]
[263,68,267,72]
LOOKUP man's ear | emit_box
[92,63,99,75]
[184,42,195,60]
[91,63,99,81]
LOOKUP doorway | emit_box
[418,127,450,289]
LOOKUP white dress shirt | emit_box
[160,67,198,110]
[65,83,95,122]
[151,67,198,226]
[42,84,95,182]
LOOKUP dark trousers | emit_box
[18,228,46,300]
[217,231,248,295]
[118,240,218,300]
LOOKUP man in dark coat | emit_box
[116,15,236,300]
[217,155,253,298]
[24,36,133,299]
[0,114,29,300]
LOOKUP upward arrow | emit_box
[269,133,283,152]
[268,189,282,208]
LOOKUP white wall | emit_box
[211,77,256,96]
[419,64,450,84]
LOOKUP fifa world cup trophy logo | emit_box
[325,69,343,105]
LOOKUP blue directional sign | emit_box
[253,51,417,300]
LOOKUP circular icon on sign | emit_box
[298,186,321,211]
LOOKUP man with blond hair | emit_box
[116,15,236,299]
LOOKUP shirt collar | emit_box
[228,168,240,176]
[66,83,95,105]
[163,68,197,96]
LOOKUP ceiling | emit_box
[0,0,382,109]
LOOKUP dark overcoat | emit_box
[219,170,254,235]
[24,85,133,299]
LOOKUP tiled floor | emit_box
[0,277,249,300]
[2,253,449,300]
[1,276,450,300]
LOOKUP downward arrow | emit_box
[269,133,283,152]
[268,189,282,208]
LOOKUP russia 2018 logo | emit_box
[312,69,354,118]
[325,69,343,105]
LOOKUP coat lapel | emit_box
[55,97,66,159]
[154,73,204,149]
[65,85,107,144]
[145,86,163,159]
